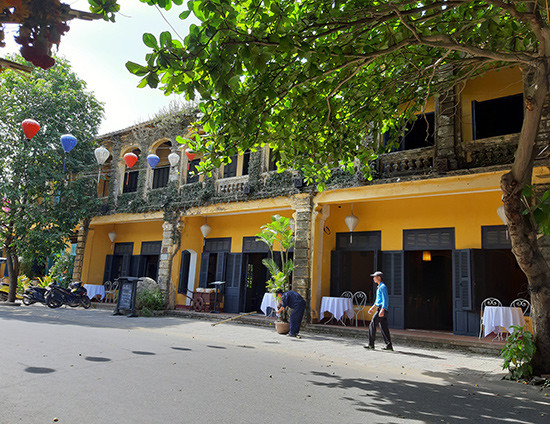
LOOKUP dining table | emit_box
[84,284,105,300]
[320,296,354,325]
[260,292,279,317]
[482,306,525,339]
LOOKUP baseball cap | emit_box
[370,271,383,277]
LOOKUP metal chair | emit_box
[479,297,502,339]
[103,280,119,303]
[352,291,368,327]
[510,298,531,316]
[341,291,353,298]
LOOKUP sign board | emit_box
[113,277,140,317]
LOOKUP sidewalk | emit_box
[92,302,505,356]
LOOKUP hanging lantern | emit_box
[168,152,180,167]
[422,251,432,262]
[108,231,117,243]
[60,134,77,153]
[497,205,508,225]
[345,206,359,244]
[94,146,110,165]
[200,223,211,238]
[60,134,77,172]
[147,154,160,169]
[124,153,138,168]
[22,119,40,140]
[185,148,196,161]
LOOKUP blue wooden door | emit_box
[453,249,478,336]
[223,253,243,313]
[381,251,404,329]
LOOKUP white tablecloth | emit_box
[260,293,278,316]
[483,306,525,337]
[320,297,354,321]
[84,284,105,300]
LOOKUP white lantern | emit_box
[497,205,508,225]
[345,213,359,232]
[94,146,110,165]
[200,224,211,238]
[168,152,180,167]
[108,231,117,243]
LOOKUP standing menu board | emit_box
[113,277,140,317]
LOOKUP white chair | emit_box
[479,297,502,339]
[352,291,368,327]
[341,291,353,298]
[510,298,530,316]
[103,280,118,303]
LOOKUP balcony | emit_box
[378,147,434,178]
[215,175,249,195]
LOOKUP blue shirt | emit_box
[281,290,305,309]
[374,282,389,310]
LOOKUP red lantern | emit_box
[124,153,138,168]
[185,148,196,161]
[22,119,40,140]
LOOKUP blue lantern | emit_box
[147,154,160,169]
[60,134,77,172]
[60,134,77,153]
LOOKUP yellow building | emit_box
[74,68,549,337]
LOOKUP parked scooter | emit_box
[45,281,91,309]
[22,283,48,306]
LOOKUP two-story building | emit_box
[73,67,549,337]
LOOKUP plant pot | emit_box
[275,321,290,334]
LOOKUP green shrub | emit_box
[136,287,165,311]
[501,325,536,380]
[48,254,74,288]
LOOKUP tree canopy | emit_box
[124,0,550,373]
[125,0,546,184]
[0,55,103,292]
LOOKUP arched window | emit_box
[123,148,141,193]
[152,141,171,189]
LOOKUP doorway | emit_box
[243,253,270,313]
[473,249,528,310]
[404,250,453,331]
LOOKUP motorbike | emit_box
[45,281,91,309]
[22,284,48,306]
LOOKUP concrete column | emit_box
[290,193,313,323]
[71,221,89,282]
[434,74,460,173]
[158,220,181,309]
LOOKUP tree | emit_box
[127,1,550,373]
[0,55,103,302]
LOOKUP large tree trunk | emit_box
[5,249,18,303]
[501,63,550,375]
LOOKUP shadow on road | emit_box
[0,304,194,330]
[308,370,550,423]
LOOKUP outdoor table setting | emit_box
[482,306,525,339]
[320,296,354,325]
[260,292,278,317]
[84,284,105,301]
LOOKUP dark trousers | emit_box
[289,301,306,335]
[368,308,392,348]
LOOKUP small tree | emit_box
[0,55,103,301]
[255,214,294,322]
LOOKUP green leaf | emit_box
[143,33,158,49]
[125,61,149,76]
[160,31,172,47]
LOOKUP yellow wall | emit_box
[82,220,164,284]
[461,67,523,142]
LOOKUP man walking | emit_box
[276,289,306,338]
[365,271,393,351]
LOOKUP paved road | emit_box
[1,305,549,424]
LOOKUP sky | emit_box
[2,0,199,135]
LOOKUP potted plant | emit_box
[256,214,294,334]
